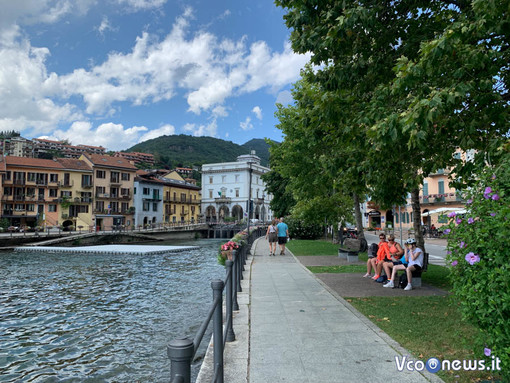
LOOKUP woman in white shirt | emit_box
[384,238,423,290]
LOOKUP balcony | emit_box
[82,182,93,189]
[36,180,48,186]
[58,181,74,188]
[421,193,464,205]
[110,178,121,185]
[214,197,232,203]
[13,179,26,186]
[95,193,109,199]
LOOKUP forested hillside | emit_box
[126,135,273,168]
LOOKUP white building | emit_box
[133,176,164,227]
[201,151,273,223]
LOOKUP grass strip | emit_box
[348,296,500,383]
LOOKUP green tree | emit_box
[261,168,295,218]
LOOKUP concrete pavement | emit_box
[198,237,444,382]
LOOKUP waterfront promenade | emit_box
[199,237,444,382]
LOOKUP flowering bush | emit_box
[445,156,509,379]
[221,241,240,251]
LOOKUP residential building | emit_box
[201,151,273,223]
[1,156,63,228]
[133,171,164,227]
[114,151,155,166]
[161,171,201,223]
[80,154,137,230]
[1,137,34,157]
[54,158,94,230]
[33,138,106,158]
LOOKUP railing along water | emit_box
[167,228,264,383]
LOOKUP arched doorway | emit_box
[254,205,260,220]
[385,210,394,229]
[206,206,216,223]
[219,205,230,221]
[232,205,243,221]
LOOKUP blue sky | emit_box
[0,0,310,151]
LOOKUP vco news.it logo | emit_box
[395,355,502,374]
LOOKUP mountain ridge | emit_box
[125,134,275,168]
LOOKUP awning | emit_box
[422,207,466,216]
[368,210,381,216]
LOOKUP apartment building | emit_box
[133,171,164,227]
[161,171,201,223]
[113,151,155,166]
[1,156,64,228]
[80,154,137,230]
[33,138,106,158]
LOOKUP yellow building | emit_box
[80,154,137,230]
[161,171,201,223]
[55,158,94,230]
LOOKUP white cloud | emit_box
[183,120,218,137]
[45,121,149,151]
[139,124,175,142]
[252,106,262,120]
[276,90,293,105]
[240,117,253,131]
[115,0,167,10]
[96,16,115,36]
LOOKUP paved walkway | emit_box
[248,238,443,383]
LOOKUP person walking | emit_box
[276,217,289,255]
[265,219,278,256]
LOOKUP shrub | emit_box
[286,217,323,240]
[444,156,509,380]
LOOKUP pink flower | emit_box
[465,252,480,265]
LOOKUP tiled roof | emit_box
[4,156,65,169]
[84,154,138,170]
[55,158,93,171]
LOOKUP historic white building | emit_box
[201,151,273,223]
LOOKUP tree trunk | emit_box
[353,193,365,240]
[411,188,425,253]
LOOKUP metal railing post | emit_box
[236,249,242,292]
[225,260,235,342]
[232,251,240,311]
[167,337,194,383]
[212,280,224,383]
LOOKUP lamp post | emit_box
[247,161,253,234]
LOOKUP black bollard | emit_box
[225,260,236,342]
[167,337,194,383]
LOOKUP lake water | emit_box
[0,238,225,382]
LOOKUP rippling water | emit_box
[0,239,225,382]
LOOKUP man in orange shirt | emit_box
[372,233,391,280]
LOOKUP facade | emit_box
[114,151,155,166]
[133,172,164,227]
[80,154,137,230]
[161,171,201,223]
[201,152,273,223]
[55,158,94,230]
[1,137,34,157]
[1,156,64,228]
[33,138,106,158]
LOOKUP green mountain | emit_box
[126,135,274,168]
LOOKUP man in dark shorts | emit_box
[276,217,289,255]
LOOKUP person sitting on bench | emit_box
[381,235,404,279]
[384,238,423,290]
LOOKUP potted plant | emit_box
[219,240,239,261]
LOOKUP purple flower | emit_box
[490,213,496,217]
[451,260,458,266]
[492,194,500,201]
[468,218,475,224]
[447,250,452,255]
[484,187,492,194]
[443,229,451,234]
[484,348,491,357]
[448,211,456,218]
[465,252,480,265]
[456,218,462,224]
[466,199,473,204]
[460,241,465,248]
[484,193,491,199]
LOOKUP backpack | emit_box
[368,243,379,258]
[399,274,408,289]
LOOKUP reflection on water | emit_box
[0,239,224,382]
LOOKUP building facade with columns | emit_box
[201,152,273,223]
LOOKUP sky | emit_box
[0,0,310,151]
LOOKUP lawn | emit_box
[289,239,501,382]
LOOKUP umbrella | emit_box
[422,207,465,216]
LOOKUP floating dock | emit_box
[14,244,199,255]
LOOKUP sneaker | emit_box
[404,284,412,291]
[363,273,371,278]
[383,281,394,288]
[372,274,380,280]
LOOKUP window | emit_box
[26,204,35,212]
[143,187,150,195]
[121,188,130,196]
[143,202,150,211]
[82,174,93,187]
[181,193,186,202]
[121,202,129,212]
[95,201,104,211]
[27,173,36,182]
[96,170,106,178]
[110,187,119,198]
[110,171,120,183]
[3,187,12,196]
[60,191,72,198]
[49,189,57,197]
[110,202,119,212]
[209,176,213,184]
[235,175,240,182]
[235,189,239,197]
[26,188,35,197]
[49,174,58,183]
[222,175,226,183]
[153,203,158,212]
[96,186,106,196]
[121,173,130,181]
[3,171,11,181]
[422,182,428,197]
[48,204,57,212]
[15,204,25,211]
